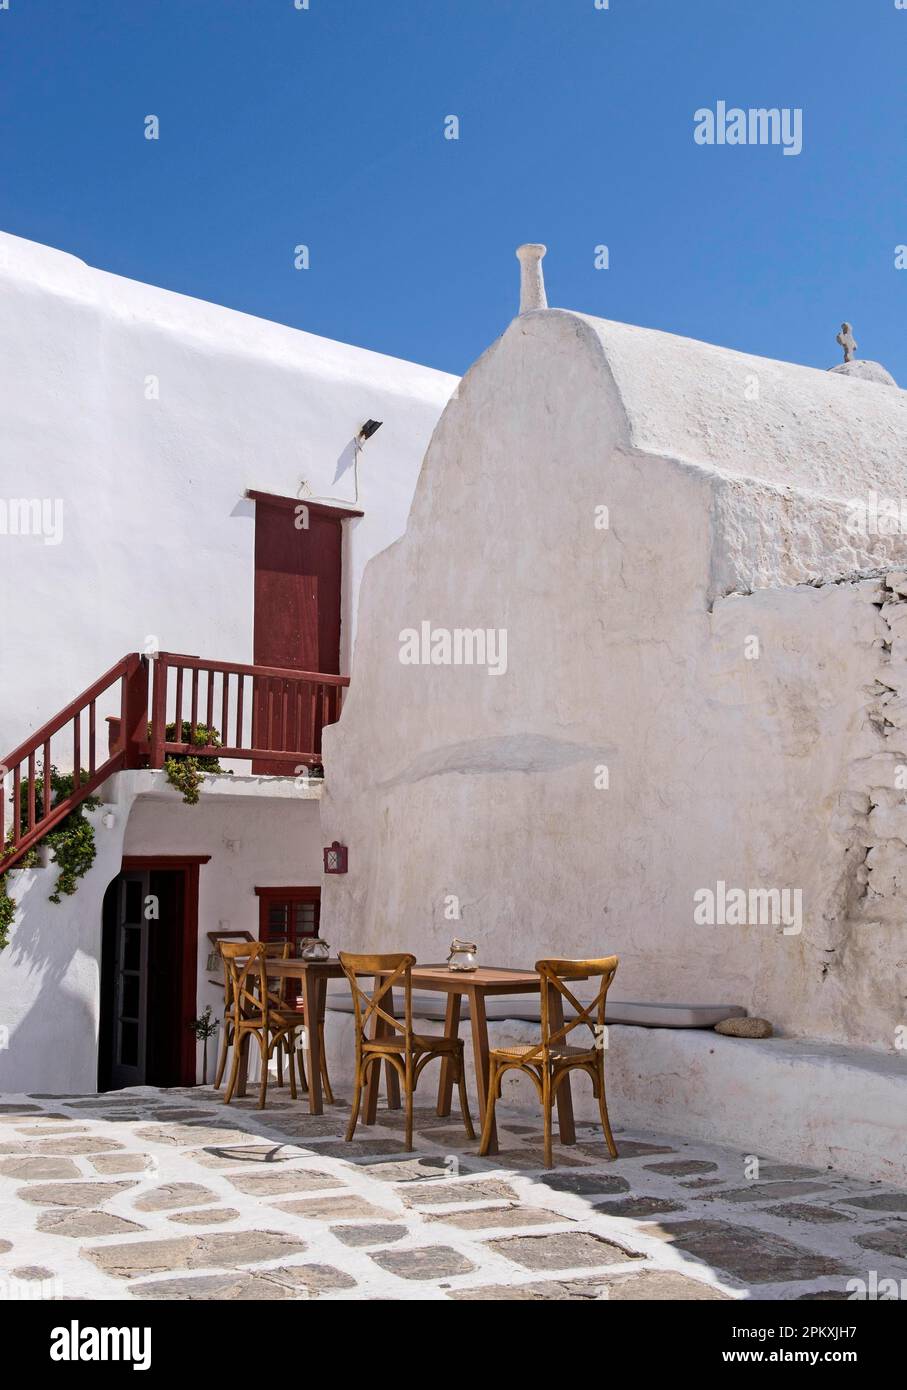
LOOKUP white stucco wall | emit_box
[0,771,324,1093]
[0,804,127,1095]
[321,309,907,1052]
[0,231,457,755]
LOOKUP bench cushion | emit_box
[324,985,745,1030]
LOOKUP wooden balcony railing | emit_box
[148,652,348,770]
[1,650,349,876]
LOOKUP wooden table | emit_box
[232,957,344,1115]
[363,964,582,1155]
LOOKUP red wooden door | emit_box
[252,496,342,773]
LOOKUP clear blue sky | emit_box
[1,0,905,379]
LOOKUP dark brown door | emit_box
[252,497,342,773]
[100,868,192,1091]
[109,872,149,1089]
[145,870,186,1087]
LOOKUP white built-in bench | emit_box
[323,984,746,1030]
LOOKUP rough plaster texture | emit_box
[321,309,907,1053]
[572,312,907,598]
[0,231,456,754]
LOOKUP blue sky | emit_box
[1,0,905,379]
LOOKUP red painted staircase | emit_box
[1,652,348,876]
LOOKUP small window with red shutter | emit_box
[255,887,320,955]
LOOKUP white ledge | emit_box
[98,768,325,805]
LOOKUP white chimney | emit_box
[516,243,547,313]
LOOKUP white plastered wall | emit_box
[321,310,907,1051]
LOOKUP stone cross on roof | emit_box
[836,322,857,363]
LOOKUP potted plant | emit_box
[189,1005,220,1085]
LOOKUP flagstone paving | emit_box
[0,1086,905,1301]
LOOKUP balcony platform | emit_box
[100,768,325,806]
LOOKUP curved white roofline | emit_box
[526,307,907,502]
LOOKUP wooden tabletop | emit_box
[412,964,540,992]
[240,957,345,976]
[251,961,588,991]
[376,964,582,994]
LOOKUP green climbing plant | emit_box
[0,876,15,951]
[2,765,100,906]
[158,722,225,805]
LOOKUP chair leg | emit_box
[456,1050,475,1140]
[257,1032,270,1110]
[276,1036,284,1087]
[287,1033,298,1101]
[542,1070,554,1169]
[404,1054,414,1151]
[478,1059,499,1157]
[597,1060,618,1159]
[213,1018,231,1089]
[223,1027,243,1105]
[345,1054,364,1141]
[319,1023,334,1104]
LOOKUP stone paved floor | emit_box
[1,1086,905,1301]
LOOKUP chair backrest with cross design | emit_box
[219,940,289,1030]
[339,952,416,1053]
[532,956,619,1061]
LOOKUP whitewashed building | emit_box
[0,230,455,1094]
[321,248,907,1182]
[2,237,906,1183]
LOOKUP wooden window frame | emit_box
[255,886,321,951]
